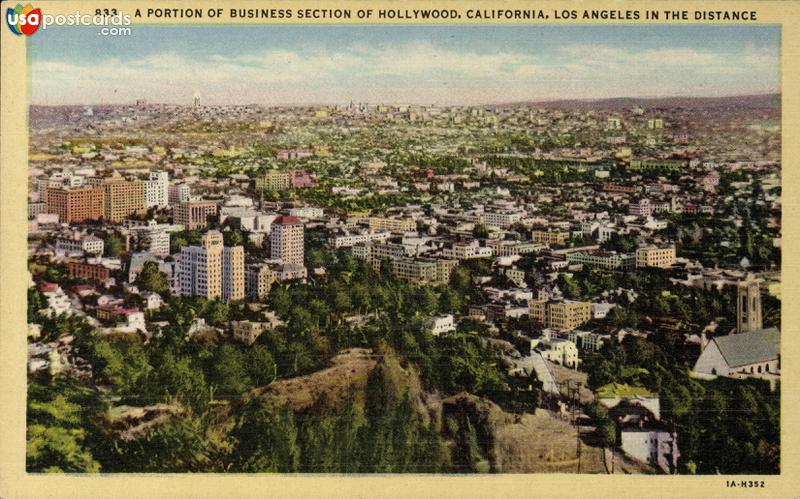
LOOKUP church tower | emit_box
[736,276,763,333]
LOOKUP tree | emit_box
[232,403,299,472]
[223,230,245,247]
[27,425,101,473]
[270,286,292,317]
[109,415,215,472]
[28,286,45,322]
[438,288,462,314]
[26,377,103,473]
[472,224,489,239]
[103,234,124,257]
[209,344,252,397]
[558,274,581,299]
[247,345,277,387]
[147,351,210,410]
[305,247,326,269]
[135,261,169,295]
[417,288,440,316]
[204,300,230,326]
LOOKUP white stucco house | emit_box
[429,314,456,336]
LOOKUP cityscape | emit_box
[25,26,780,475]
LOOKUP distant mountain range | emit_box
[497,93,780,111]
[30,93,781,112]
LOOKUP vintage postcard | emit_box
[1,0,798,497]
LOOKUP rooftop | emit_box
[714,327,780,368]
[273,215,302,226]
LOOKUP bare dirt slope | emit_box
[246,348,379,413]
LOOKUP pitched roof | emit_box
[713,328,780,368]
[272,215,302,225]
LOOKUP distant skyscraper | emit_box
[177,231,244,303]
[193,92,201,107]
[270,215,304,266]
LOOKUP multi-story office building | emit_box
[367,216,417,233]
[635,244,677,268]
[142,230,171,257]
[566,251,635,270]
[173,201,218,230]
[67,261,112,281]
[177,231,244,303]
[531,230,571,245]
[329,230,391,249]
[28,202,46,219]
[254,170,291,191]
[391,257,457,285]
[483,210,523,228]
[246,263,275,300]
[222,244,245,303]
[484,240,544,257]
[288,207,324,219]
[629,198,653,217]
[270,215,304,266]
[55,234,104,256]
[168,183,191,204]
[45,187,105,223]
[628,159,685,171]
[530,300,592,330]
[145,171,169,208]
[440,239,493,260]
[89,177,146,222]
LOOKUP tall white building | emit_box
[143,230,170,257]
[177,231,244,303]
[270,215,304,266]
[145,171,169,208]
[168,183,191,205]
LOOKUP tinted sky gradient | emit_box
[29,25,780,105]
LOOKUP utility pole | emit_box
[575,381,582,474]
[566,380,582,474]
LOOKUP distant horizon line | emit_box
[30,92,781,108]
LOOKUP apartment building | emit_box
[145,171,169,208]
[367,216,417,233]
[173,200,218,230]
[245,263,275,300]
[254,170,291,191]
[531,230,571,245]
[45,187,105,223]
[530,300,592,330]
[88,177,146,222]
[635,244,677,268]
[270,215,304,265]
[177,231,244,303]
[566,251,635,270]
[67,261,112,281]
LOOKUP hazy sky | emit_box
[29,25,780,105]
